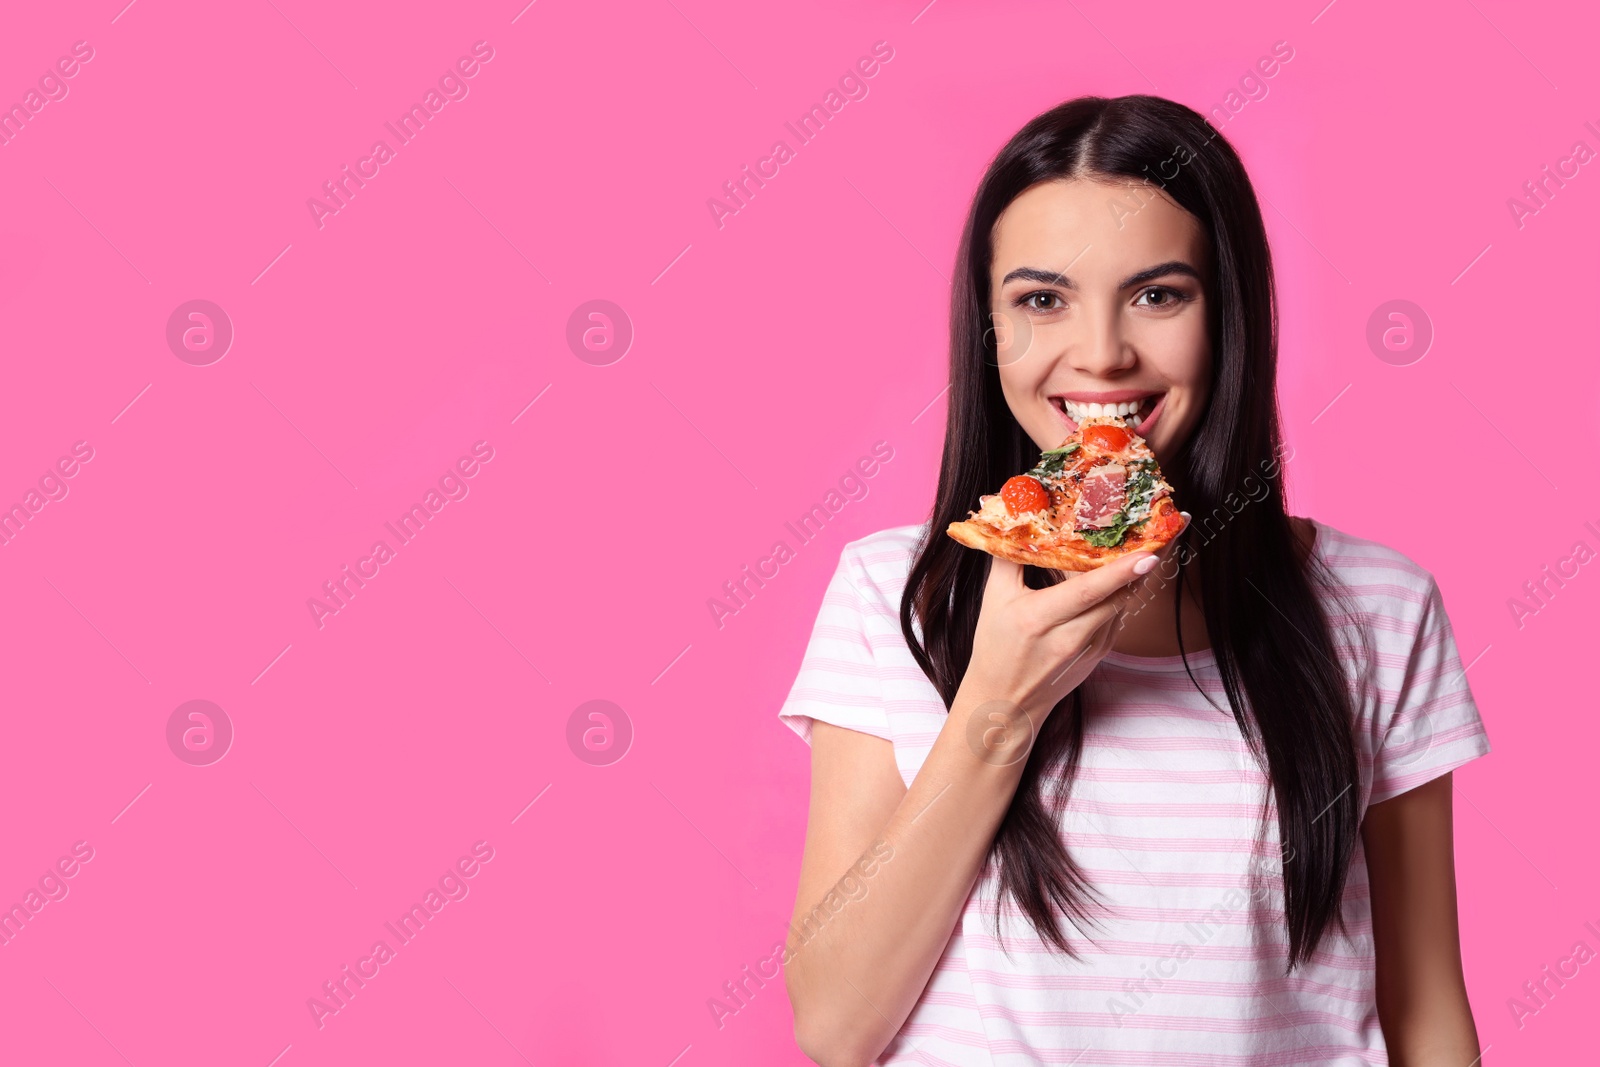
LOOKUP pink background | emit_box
[1,1,1596,1063]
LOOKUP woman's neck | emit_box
[1111,557,1209,657]
[1105,515,1314,658]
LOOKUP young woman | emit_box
[777,95,1491,1066]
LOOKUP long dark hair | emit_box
[899,95,1365,973]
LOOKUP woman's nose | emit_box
[1067,311,1137,375]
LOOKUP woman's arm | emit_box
[1362,772,1485,1066]
[784,549,1156,1067]
[784,706,1034,1067]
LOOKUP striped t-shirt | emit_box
[778,517,1491,1066]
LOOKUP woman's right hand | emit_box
[958,530,1185,742]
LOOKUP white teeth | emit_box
[1060,397,1152,423]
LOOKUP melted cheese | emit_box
[974,493,1056,536]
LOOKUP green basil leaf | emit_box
[1080,523,1132,548]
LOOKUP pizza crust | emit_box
[946,491,1185,571]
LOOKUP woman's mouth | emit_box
[1051,393,1166,438]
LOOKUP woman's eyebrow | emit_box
[1000,261,1202,290]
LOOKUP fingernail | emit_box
[1180,510,1191,521]
[1133,553,1158,575]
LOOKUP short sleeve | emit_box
[1368,578,1492,805]
[776,545,895,747]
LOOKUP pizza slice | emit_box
[946,415,1184,571]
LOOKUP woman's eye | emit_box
[1021,291,1062,311]
[1136,286,1187,308]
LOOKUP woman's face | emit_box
[989,177,1212,465]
